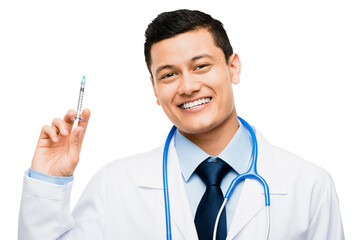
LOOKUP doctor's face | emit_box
[150,29,241,135]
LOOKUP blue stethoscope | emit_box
[162,116,271,240]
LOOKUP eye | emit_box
[161,72,176,80]
[194,64,210,70]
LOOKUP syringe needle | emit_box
[73,75,86,127]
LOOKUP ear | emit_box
[228,53,241,85]
[150,76,160,105]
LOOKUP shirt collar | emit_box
[174,120,253,182]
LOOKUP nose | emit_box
[178,73,201,96]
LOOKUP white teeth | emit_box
[181,98,211,109]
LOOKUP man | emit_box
[19,9,344,239]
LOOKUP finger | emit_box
[63,109,77,132]
[64,109,77,123]
[69,109,90,149]
[77,108,90,131]
[77,108,90,143]
[51,118,69,136]
[39,125,60,142]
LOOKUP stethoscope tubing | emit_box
[163,125,177,240]
[162,117,270,240]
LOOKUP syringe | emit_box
[72,75,86,127]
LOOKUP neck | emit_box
[179,110,239,156]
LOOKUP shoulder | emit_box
[274,144,333,184]
[256,128,334,194]
[107,146,163,169]
[92,146,164,183]
[275,144,330,174]
[107,145,163,172]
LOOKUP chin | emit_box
[177,120,217,135]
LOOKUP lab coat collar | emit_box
[254,127,287,194]
[135,146,164,190]
[136,127,287,239]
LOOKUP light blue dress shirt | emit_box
[28,168,73,185]
[29,121,253,230]
[174,121,252,230]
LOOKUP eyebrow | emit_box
[155,65,175,77]
[154,54,214,76]
[191,54,214,62]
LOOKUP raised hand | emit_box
[31,109,91,176]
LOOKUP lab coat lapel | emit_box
[227,178,264,239]
[166,138,198,239]
[227,128,287,239]
[135,140,198,239]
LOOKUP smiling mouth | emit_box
[179,97,212,109]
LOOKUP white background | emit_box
[1,0,359,238]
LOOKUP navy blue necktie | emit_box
[194,159,231,240]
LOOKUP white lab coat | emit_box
[18,129,344,239]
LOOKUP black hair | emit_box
[144,9,233,75]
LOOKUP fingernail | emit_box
[53,136,58,142]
